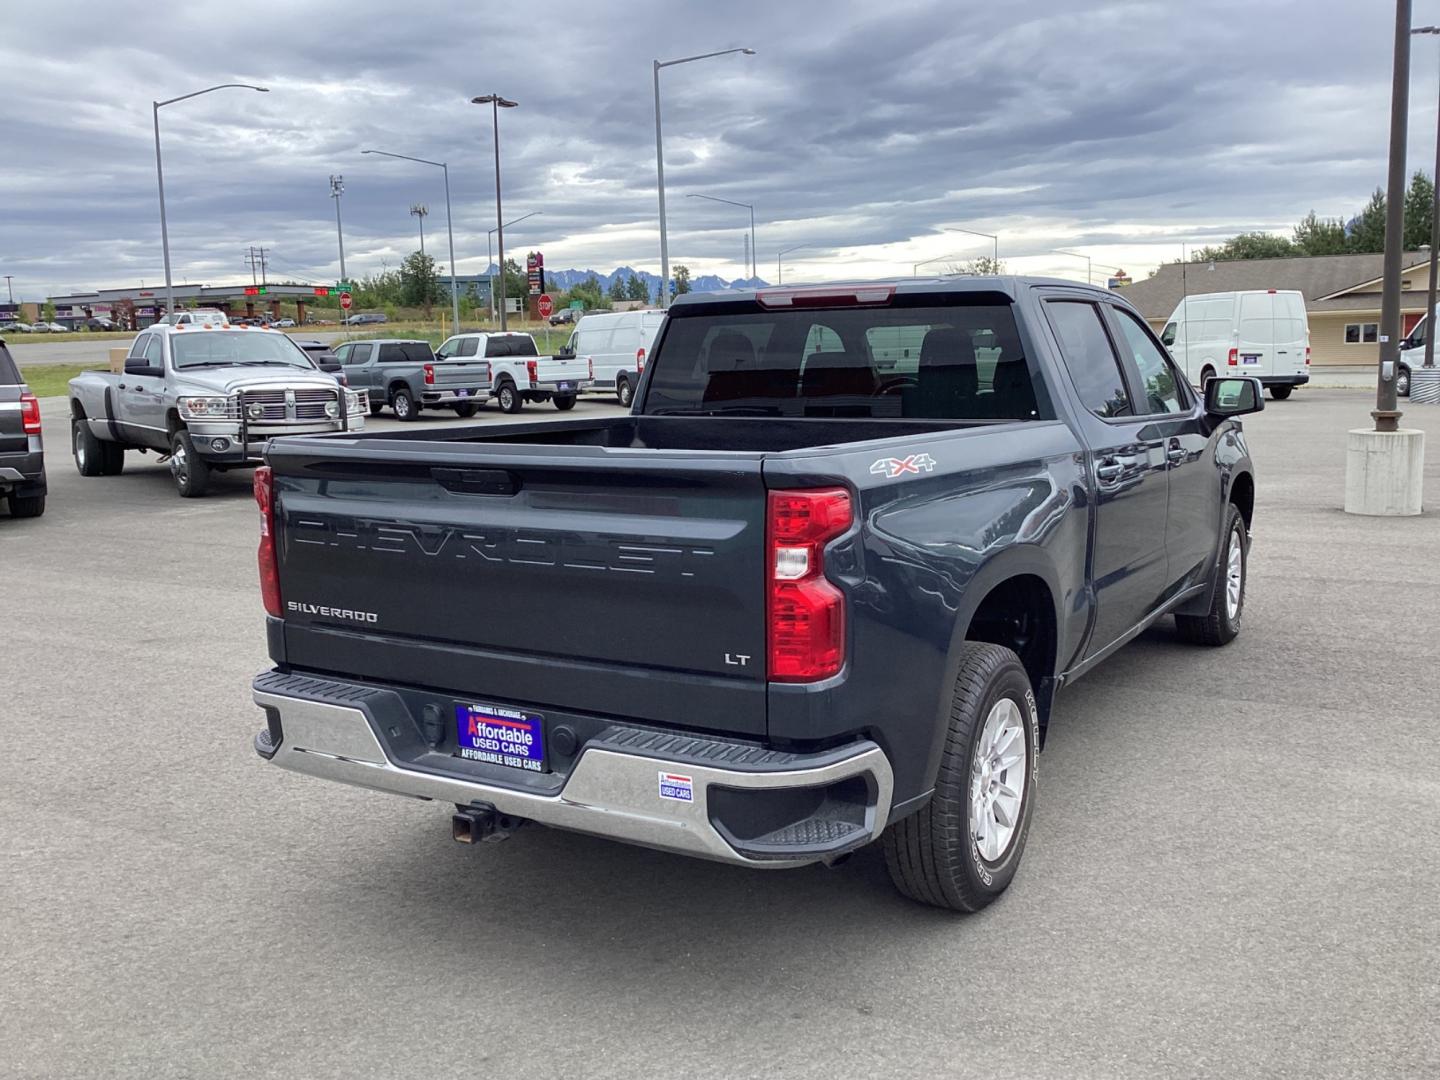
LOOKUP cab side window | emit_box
[1045,301,1132,419]
[143,334,164,368]
[456,337,479,357]
[434,339,457,359]
[1110,307,1185,415]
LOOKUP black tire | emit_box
[883,643,1038,912]
[7,492,45,518]
[496,381,523,414]
[73,417,107,477]
[616,377,633,408]
[392,388,419,422]
[553,394,577,411]
[1397,366,1411,397]
[453,402,479,418]
[1200,365,1216,386]
[100,440,125,475]
[1269,385,1292,400]
[1175,503,1248,646]
[169,429,211,498]
[368,402,384,417]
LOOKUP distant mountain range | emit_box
[485,264,770,301]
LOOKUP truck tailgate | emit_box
[430,360,491,391]
[268,438,768,735]
[537,355,588,384]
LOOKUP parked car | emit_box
[1159,289,1310,399]
[548,307,580,326]
[85,317,116,332]
[294,340,346,384]
[68,323,365,497]
[563,309,664,407]
[161,309,231,327]
[1,322,33,333]
[332,338,490,420]
[28,322,52,333]
[345,312,388,326]
[273,318,296,328]
[43,322,69,333]
[0,340,45,517]
[436,331,591,412]
[250,277,1263,911]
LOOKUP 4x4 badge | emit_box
[870,453,936,479]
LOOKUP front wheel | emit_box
[170,430,211,498]
[616,377,633,408]
[391,389,419,422]
[553,394,577,411]
[1397,367,1411,397]
[368,402,384,417]
[496,382,523,414]
[1175,503,1248,646]
[1269,385,1293,400]
[883,643,1038,912]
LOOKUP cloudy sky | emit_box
[0,0,1431,300]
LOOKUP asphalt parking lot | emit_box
[3,389,1438,1080]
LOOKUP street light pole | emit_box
[1414,26,1440,374]
[472,95,518,330]
[361,150,462,331]
[912,253,972,276]
[944,226,1000,269]
[1375,0,1412,431]
[653,48,755,308]
[686,192,757,280]
[777,245,806,285]
[152,82,268,317]
[1053,249,1093,284]
[487,211,543,326]
[330,175,347,285]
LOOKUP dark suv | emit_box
[0,341,45,518]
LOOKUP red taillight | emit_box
[588,356,594,380]
[636,348,646,374]
[1227,348,1238,367]
[254,466,282,618]
[526,359,538,387]
[1305,346,1311,366]
[767,487,852,682]
[486,361,493,384]
[423,363,435,385]
[20,393,40,435]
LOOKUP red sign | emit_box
[339,292,353,310]
[537,294,554,319]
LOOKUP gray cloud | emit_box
[0,0,1421,297]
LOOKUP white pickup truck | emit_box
[435,331,592,412]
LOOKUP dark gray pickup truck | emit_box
[0,341,46,518]
[250,278,1262,911]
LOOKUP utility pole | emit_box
[1374,0,1411,432]
[246,247,258,286]
[330,175,347,285]
[410,203,429,255]
[1413,25,1440,387]
[5,275,14,304]
[743,233,750,283]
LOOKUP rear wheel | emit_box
[392,389,419,422]
[1269,385,1292,400]
[6,491,45,518]
[616,376,633,408]
[884,643,1037,912]
[1397,366,1411,397]
[1200,365,1216,386]
[73,417,107,477]
[368,402,384,417]
[453,402,479,418]
[1176,503,1247,646]
[496,382,523,414]
[554,394,577,411]
[170,430,211,498]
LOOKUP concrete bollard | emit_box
[1344,428,1425,516]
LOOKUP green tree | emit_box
[625,274,650,302]
[501,258,528,310]
[674,264,692,295]
[1404,171,1435,250]
[569,273,604,310]
[608,275,628,301]
[1292,211,1349,256]
[42,300,56,323]
[1192,232,1296,262]
[1348,189,1388,253]
[399,251,441,309]
[947,256,1007,276]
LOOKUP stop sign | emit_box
[537,293,554,319]
[339,291,352,311]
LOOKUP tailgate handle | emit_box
[432,467,520,496]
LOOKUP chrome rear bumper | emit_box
[253,674,893,868]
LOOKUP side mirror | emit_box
[1204,376,1264,418]
[123,358,162,377]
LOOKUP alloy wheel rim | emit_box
[970,697,1028,863]
[1225,527,1243,620]
[75,424,86,469]
[172,442,188,485]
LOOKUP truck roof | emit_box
[666,275,1119,310]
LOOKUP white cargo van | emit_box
[1159,290,1310,399]
[565,309,665,406]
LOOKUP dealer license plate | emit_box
[455,388,470,397]
[455,703,545,772]
[1241,354,1262,365]
[557,381,572,392]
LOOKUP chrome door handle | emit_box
[1166,446,1185,463]
[1096,461,1124,482]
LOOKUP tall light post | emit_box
[686,193,756,279]
[153,82,268,316]
[654,48,756,308]
[487,211,542,323]
[777,245,806,285]
[409,204,429,254]
[945,226,1000,268]
[472,94,518,329]
[330,175,347,286]
[1413,25,1440,389]
[1053,249,1093,284]
[912,253,971,276]
[361,149,462,331]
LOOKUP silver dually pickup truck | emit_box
[68,322,367,497]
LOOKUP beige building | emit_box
[1118,251,1433,367]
